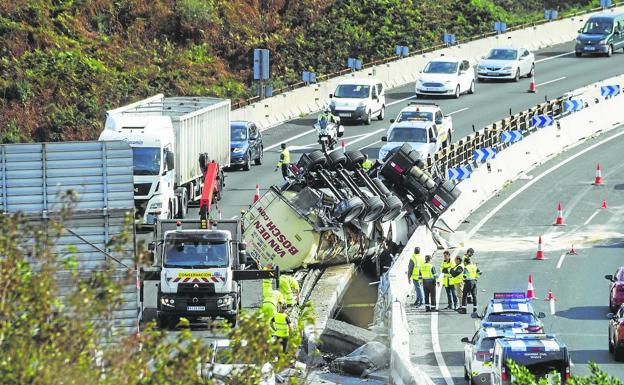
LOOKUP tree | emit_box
[508,360,623,385]
[0,204,310,385]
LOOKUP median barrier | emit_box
[383,71,624,384]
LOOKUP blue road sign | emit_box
[531,115,554,128]
[564,99,584,113]
[395,45,402,56]
[473,147,497,163]
[447,165,472,180]
[601,0,612,8]
[302,71,316,83]
[544,9,558,20]
[253,49,270,80]
[501,130,524,143]
[401,46,409,57]
[347,58,362,70]
[601,85,621,97]
[494,21,507,32]
[443,33,456,45]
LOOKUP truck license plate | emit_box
[187,306,205,311]
[338,113,351,117]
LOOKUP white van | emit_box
[329,78,385,125]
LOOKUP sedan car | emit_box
[476,47,535,82]
[230,121,263,171]
[605,266,624,312]
[608,304,624,361]
[378,121,442,161]
[415,58,475,98]
[472,292,546,333]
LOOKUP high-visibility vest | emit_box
[261,291,279,319]
[262,277,272,298]
[450,263,464,285]
[279,275,294,305]
[410,253,425,280]
[272,312,289,338]
[441,260,453,287]
[362,159,373,171]
[286,275,300,294]
[277,149,290,166]
[465,264,479,280]
[420,262,434,279]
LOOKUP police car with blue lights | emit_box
[491,334,570,384]
[471,293,546,333]
[461,323,525,385]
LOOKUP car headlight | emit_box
[160,297,175,307]
[443,80,452,84]
[501,64,513,70]
[218,296,232,306]
[598,39,607,45]
[232,147,245,153]
[149,201,162,209]
[416,78,423,84]
[357,101,367,108]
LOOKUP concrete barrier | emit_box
[386,72,624,383]
[232,6,624,131]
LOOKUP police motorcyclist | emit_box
[318,106,339,127]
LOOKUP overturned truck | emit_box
[242,144,461,270]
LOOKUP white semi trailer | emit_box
[100,94,231,227]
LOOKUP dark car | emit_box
[606,267,624,312]
[575,13,624,57]
[608,304,624,361]
[230,121,263,171]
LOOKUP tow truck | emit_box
[388,102,453,146]
[141,159,279,328]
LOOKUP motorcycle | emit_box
[314,115,345,153]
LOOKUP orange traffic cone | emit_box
[527,275,538,299]
[528,73,536,93]
[535,236,545,260]
[545,289,556,301]
[593,164,603,185]
[601,198,608,209]
[554,202,565,226]
[567,245,577,255]
[253,184,260,203]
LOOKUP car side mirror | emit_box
[238,250,247,265]
[329,94,333,98]
[606,274,615,282]
[435,119,443,124]
[238,243,247,251]
[607,313,615,319]
[390,119,395,123]
[148,243,155,251]
[166,151,175,171]
[577,29,582,33]
[430,137,437,143]
[538,312,546,319]
[381,136,387,142]
[470,312,480,319]
[461,337,470,343]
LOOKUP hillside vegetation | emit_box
[0,0,596,142]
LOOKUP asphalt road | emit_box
[218,41,624,219]
[427,126,624,383]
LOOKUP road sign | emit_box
[447,165,472,180]
[601,85,621,97]
[302,71,316,83]
[601,0,612,8]
[443,33,456,45]
[501,130,524,143]
[253,49,269,80]
[544,9,558,20]
[494,21,507,33]
[473,147,497,162]
[563,99,584,113]
[531,115,554,128]
[347,58,362,70]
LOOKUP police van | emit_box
[491,334,570,384]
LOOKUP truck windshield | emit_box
[133,147,161,175]
[334,84,370,99]
[388,127,427,143]
[163,235,228,268]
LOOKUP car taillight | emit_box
[566,366,570,380]
[526,325,543,332]
[501,366,508,382]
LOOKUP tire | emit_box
[157,314,169,330]
[320,140,327,153]
[527,64,535,79]
[575,51,582,57]
[225,315,238,327]
[477,77,485,83]
[378,106,385,121]
[607,45,613,57]
[365,111,372,125]
[381,195,403,222]
[615,346,624,362]
[468,80,475,94]
[464,367,469,380]
[168,316,180,330]
[242,153,251,171]
[167,202,174,220]
[513,69,520,82]
[453,85,460,99]
[360,195,385,222]
[307,150,327,168]
[176,193,187,219]
[345,150,365,169]
[372,178,391,196]
[327,151,347,169]
[443,132,452,148]
[333,196,366,223]
[254,147,263,165]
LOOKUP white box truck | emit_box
[99,94,231,227]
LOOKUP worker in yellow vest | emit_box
[271,302,292,352]
[459,258,482,314]
[450,256,464,311]
[407,246,425,308]
[262,264,274,299]
[282,274,300,307]
[261,289,282,320]
[440,251,457,310]
[419,255,438,312]
[275,143,290,179]
[279,274,295,308]
[361,154,373,172]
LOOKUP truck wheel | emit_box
[307,150,327,168]
[381,195,403,222]
[254,147,263,165]
[167,202,174,220]
[225,315,238,327]
[615,346,624,362]
[360,196,385,222]
[327,151,347,169]
[157,314,169,329]
[333,196,365,223]
[345,150,365,169]
[372,178,391,196]
[364,111,372,125]
[243,153,251,171]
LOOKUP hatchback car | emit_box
[230,121,263,171]
[608,304,624,361]
[472,292,546,333]
[605,267,624,312]
[415,58,475,98]
[476,47,535,82]
[575,12,624,57]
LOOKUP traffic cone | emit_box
[601,198,608,209]
[526,275,538,299]
[567,244,578,255]
[528,73,536,93]
[545,289,556,302]
[535,236,545,260]
[553,202,564,226]
[253,184,260,203]
[593,164,603,185]
[341,140,346,154]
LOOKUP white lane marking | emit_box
[535,51,575,63]
[432,285,455,385]
[328,129,385,153]
[265,128,317,151]
[230,215,237,219]
[358,140,382,151]
[466,129,624,239]
[556,252,567,269]
[536,76,566,87]
[448,107,469,115]
[295,133,371,150]
[387,95,416,107]
[583,209,600,225]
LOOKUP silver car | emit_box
[476,46,535,82]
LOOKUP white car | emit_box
[388,102,453,145]
[329,78,386,125]
[476,46,535,82]
[378,120,442,161]
[201,339,276,385]
[415,58,475,98]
